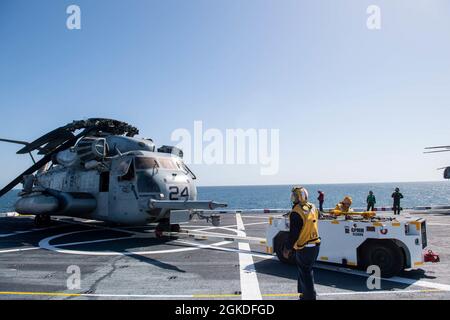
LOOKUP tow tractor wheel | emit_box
[274,231,296,265]
[170,224,181,233]
[361,240,404,278]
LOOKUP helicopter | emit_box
[424,145,450,179]
[0,118,226,232]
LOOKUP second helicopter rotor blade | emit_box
[424,146,450,150]
[424,150,450,154]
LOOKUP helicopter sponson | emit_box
[0,118,226,227]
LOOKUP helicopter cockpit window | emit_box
[117,158,132,176]
[135,157,159,170]
[137,172,161,193]
[118,159,135,181]
[158,158,177,170]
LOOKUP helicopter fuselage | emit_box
[1,119,225,227]
[33,150,197,225]
[16,137,197,225]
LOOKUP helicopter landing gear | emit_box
[155,221,180,239]
[155,221,168,239]
[34,214,52,227]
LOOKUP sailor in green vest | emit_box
[367,191,376,211]
[283,186,321,300]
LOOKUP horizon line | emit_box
[197,179,448,188]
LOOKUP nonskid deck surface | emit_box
[0,211,450,300]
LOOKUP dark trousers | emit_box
[295,245,320,300]
[393,204,401,215]
[367,203,375,211]
[319,201,324,212]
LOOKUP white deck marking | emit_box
[315,264,450,292]
[38,228,233,256]
[0,247,40,254]
[0,212,19,218]
[59,288,444,298]
[0,225,64,238]
[172,241,450,293]
[317,288,442,297]
[236,213,262,300]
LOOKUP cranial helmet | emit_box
[291,187,309,205]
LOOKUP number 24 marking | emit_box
[169,186,189,200]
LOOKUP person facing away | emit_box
[335,196,354,213]
[366,191,376,211]
[283,186,321,300]
[392,187,404,215]
[317,191,325,212]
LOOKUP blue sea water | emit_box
[1,181,449,212]
[197,181,450,210]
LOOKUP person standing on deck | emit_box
[283,187,321,300]
[392,188,404,215]
[366,191,376,211]
[317,191,325,212]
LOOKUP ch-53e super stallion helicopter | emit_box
[424,145,450,179]
[0,118,226,232]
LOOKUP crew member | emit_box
[283,187,321,300]
[366,191,376,211]
[392,187,404,215]
[335,196,353,213]
[317,191,325,212]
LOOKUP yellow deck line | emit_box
[0,291,81,297]
[0,291,299,298]
[0,289,443,298]
[263,293,299,297]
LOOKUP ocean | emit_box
[197,181,450,210]
[1,181,449,213]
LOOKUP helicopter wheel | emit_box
[34,214,52,227]
[155,221,180,239]
[155,223,169,239]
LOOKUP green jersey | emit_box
[367,194,376,205]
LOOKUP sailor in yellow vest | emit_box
[335,196,354,213]
[283,186,321,300]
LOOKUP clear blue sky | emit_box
[1,0,449,186]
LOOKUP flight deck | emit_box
[0,210,450,300]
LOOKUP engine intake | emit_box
[76,137,107,163]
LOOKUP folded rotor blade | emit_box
[0,138,29,146]
[0,128,91,197]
